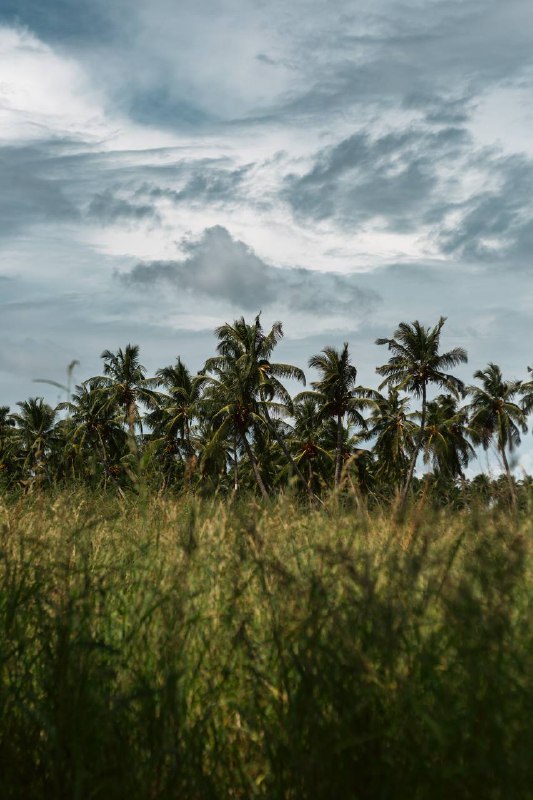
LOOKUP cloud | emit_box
[4,0,533,135]
[0,25,108,143]
[0,142,79,238]
[87,188,160,225]
[268,0,533,125]
[0,0,111,43]
[122,225,380,314]
[284,126,469,232]
[403,91,473,125]
[142,162,252,206]
[438,152,533,267]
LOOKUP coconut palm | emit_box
[205,315,318,499]
[99,344,159,454]
[298,343,374,489]
[152,359,202,457]
[58,379,127,485]
[290,395,332,493]
[194,415,233,491]
[201,356,270,499]
[10,398,57,486]
[145,358,205,489]
[0,406,16,484]
[466,363,527,508]
[421,394,475,480]
[0,405,15,444]
[363,389,417,492]
[522,365,533,416]
[376,317,468,505]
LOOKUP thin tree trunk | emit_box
[400,384,427,508]
[263,404,322,505]
[499,438,517,510]
[184,418,193,490]
[97,438,109,490]
[124,399,141,492]
[334,411,343,489]
[233,430,239,493]
[33,446,45,491]
[126,401,138,457]
[184,417,192,457]
[240,430,269,500]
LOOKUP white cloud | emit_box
[0,5,532,471]
[0,24,188,150]
[0,26,107,142]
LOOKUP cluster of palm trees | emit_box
[1,315,532,507]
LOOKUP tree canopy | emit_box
[1,315,532,509]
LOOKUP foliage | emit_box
[0,494,531,799]
[1,315,532,507]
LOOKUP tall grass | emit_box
[0,493,531,799]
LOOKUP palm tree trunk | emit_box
[33,445,45,491]
[96,436,109,490]
[126,401,138,457]
[233,430,239,493]
[184,418,193,490]
[184,417,195,463]
[334,411,343,489]
[263,404,322,505]
[240,430,269,500]
[400,384,427,507]
[499,438,517,510]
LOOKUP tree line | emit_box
[1,315,532,508]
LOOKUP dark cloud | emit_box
[125,81,215,130]
[256,53,277,66]
[0,0,112,42]
[284,127,468,232]
[271,0,533,125]
[87,189,160,225]
[4,0,533,132]
[438,153,533,268]
[0,143,79,238]
[82,160,254,227]
[402,92,472,125]
[0,137,254,237]
[122,225,380,313]
[140,162,252,206]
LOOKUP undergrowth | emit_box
[0,492,531,799]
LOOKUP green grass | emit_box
[0,492,531,799]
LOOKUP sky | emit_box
[1,0,532,473]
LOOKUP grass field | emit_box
[0,493,531,799]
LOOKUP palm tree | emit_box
[152,359,202,456]
[99,344,159,454]
[421,394,475,480]
[522,365,533,416]
[0,406,15,445]
[194,415,233,491]
[290,395,332,493]
[299,343,374,490]
[0,406,16,484]
[363,389,417,492]
[10,398,57,486]
[466,363,528,508]
[201,355,270,499]
[58,379,127,485]
[205,315,318,499]
[147,358,204,489]
[376,317,468,505]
